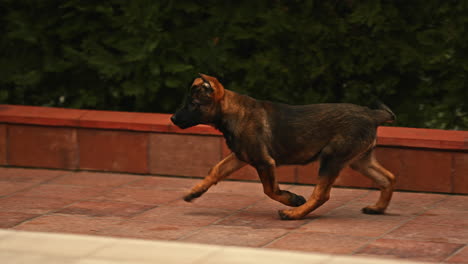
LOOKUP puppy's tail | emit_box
[372,101,396,124]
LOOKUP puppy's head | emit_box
[171,73,225,129]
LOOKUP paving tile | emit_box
[79,129,149,174]
[0,250,76,264]
[299,210,408,237]
[324,204,413,223]
[131,206,233,226]
[408,208,468,227]
[56,200,154,218]
[91,239,221,264]
[435,195,468,211]
[446,245,468,263]
[385,222,468,244]
[150,133,222,177]
[0,167,69,182]
[0,181,37,196]
[16,184,110,200]
[0,231,114,257]
[353,190,447,216]
[49,171,143,187]
[216,210,309,230]
[13,214,121,235]
[356,238,464,262]
[97,221,200,240]
[8,125,78,169]
[181,225,289,247]
[126,176,201,190]
[0,195,76,214]
[0,212,38,228]
[202,246,331,264]
[94,187,185,205]
[169,192,257,211]
[266,231,371,254]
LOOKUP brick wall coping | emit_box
[1,104,467,151]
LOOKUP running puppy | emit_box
[171,74,396,220]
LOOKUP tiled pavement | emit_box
[0,167,467,263]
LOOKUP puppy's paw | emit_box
[278,209,302,220]
[289,193,306,207]
[278,210,292,220]
[183,191,205,202]
[361,206,385,215]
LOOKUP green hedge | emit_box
[1,0,467,129]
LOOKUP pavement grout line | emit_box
[0,170,74,200]
[440,244,467,264]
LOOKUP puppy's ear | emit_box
[198,73,225,101]
[198,73,210,84]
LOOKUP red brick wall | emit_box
[1,104,467,194]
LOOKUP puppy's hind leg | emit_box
[184,153,246,202]
[350,150,395,214]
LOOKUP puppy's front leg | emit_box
[184,153,246,202]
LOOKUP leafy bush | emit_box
[1,0,467,129]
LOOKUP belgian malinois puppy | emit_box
[171,74,396,220]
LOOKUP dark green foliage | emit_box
[1,0,467,129]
